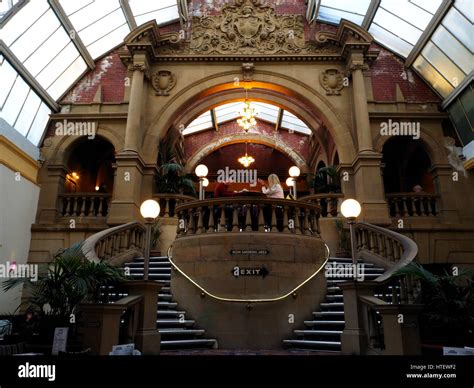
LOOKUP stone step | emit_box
[134,257,169,263]
[304,320,345,327]
[157,310,186,317]
[161,339,218,349]
[158,294,172,301]
[128,268,171,274]
[326,295,343,301]
[159,329,205,336]
[294,330,343,336]
[156,319,195,327]
[320,302,344,308]
[283,339,341,348]
[158,302,178,308]
[313,311,345,318]
[124,262,171,268]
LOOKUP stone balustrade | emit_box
[58,193,112,217]
[386,193,439,217]
[299,193,344,217]
[152,193,196,218]
[174,197,322,236]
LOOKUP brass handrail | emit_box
[166,244,330,304]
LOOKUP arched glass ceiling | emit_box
[0,0,472,148]
[183,102,312,136]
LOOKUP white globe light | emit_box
[341,199,361,220]
[286,177,294,187]
[195,164,208,178]
[140,199,160,220]
[289,166,301,178]
[202,178,209,187]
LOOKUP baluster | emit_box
[314,213,321,235]
[380,234,387,257]
[176,211,183,236]
[165,199,170,218]
[79,197,86,216]
[219,206,227,233]
[208,205,216,233]
[196,207,204,234]
[303,209,310,235]
[245,204,252,232]
[294,206,301,234]
[373,233,380,254]
[258,205,265,232]
[188,208,196,234]
[97,197,104,216]
[386,238,394,260]
[283,206,290,233]
[270,205,278,233]
[406,275,414,304]
[231,206,239,232]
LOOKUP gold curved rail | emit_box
[166,244,330,304]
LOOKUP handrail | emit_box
[354,221,418,283]
[153,193,197,201]
[167,244,330,304]
[175,197,322,211]
[385,192,439,217]
[82,221,146,262]
[113,295,143,307]
[385,192,439,198]
[299,193,344,201]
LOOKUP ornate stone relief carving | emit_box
[190,0,306,55]
[152,70,177,96]
[320,69,344,95]
[242,63,255,81]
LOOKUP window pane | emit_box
[27,103,51,146]
[413,55,454,97]
[369,23,413,57]
[1,76,29,126]
[422,42,465,87]
[442,7,474,52]
[0,56,17,108]
[431,26,472,75]
[129,0,179,25]
[454,0,474,23]
[46,55,88,100]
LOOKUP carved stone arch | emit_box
[185,133,309,175]
[374,127,447,166]
[141,72,357,167]
[48,126,123,166]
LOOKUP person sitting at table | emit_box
[258,174,284,230]
[214,181,236,231]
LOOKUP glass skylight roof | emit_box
[0,0,472,149]
[182,102,312,136]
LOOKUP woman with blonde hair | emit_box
[259,174,284,199]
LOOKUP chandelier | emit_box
[237,90,258,132]
[238,142,255,168]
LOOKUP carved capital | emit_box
[349,62,369,72]
[128,63,147,73]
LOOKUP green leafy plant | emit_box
[155,137,196,195]
[393,263,474,345]
[308,166,341,193]
[2,243,126,318]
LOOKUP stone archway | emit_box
[185,132,309,174]
[141,73,357,166]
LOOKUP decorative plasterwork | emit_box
[152,70,177,96]
[120,1,378,63]
[320,69,345,95]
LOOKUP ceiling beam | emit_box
[119,0,137,30]
[361,0,380,30]
[0,41,59,112]
[48,0,95,70]
[405,0,453,68]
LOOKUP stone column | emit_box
[124,54,149,153]
[349,53,373,154]
[347,52,391,224]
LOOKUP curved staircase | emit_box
[123,255,218,350]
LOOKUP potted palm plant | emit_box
[2,243,126,351]
[393,263,474,352]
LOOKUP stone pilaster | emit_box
[430,164,461,223]
[107,153,146,225]
[36,163,68,224]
